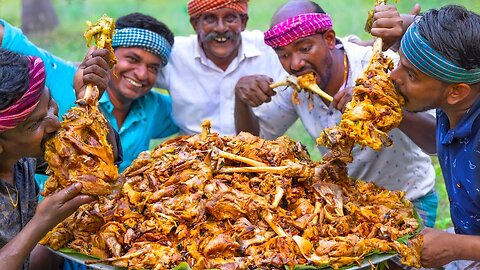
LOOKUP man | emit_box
[0,12,179,173]
[235,0,438,228]
[0,48,115,270]
[386,5,480,268]
[156,0,288,135]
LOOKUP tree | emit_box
[21,0,58,35]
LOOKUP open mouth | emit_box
[125,77,143,87]
[214,36,229,43]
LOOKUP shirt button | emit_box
[456,183,462,188]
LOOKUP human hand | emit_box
[421,227,458,267]
[370,4,403,51]
[235,75,276,107]
[74,47,111,99]
[34,183,95,231]
[331,87,353,112]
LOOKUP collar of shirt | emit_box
[99,92,147,132]
[439,96,480,144]
[193,31,263,72]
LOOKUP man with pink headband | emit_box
[156,0,288,135]
[0,47,119,270]
[235,0,439,229]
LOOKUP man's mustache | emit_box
[204,31,237,42]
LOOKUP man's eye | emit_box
[126,56,138,63]
[204,15,215,23]
[28,120,41,130]
[300,46,311,53]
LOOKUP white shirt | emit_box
[256,38,436,201]
[157,30,288,135]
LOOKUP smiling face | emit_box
[0,87,60,160]
[190,7,248,70]
[274,31,335,90]
[108,47,162,103]
[390,50,450,113]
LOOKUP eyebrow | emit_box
[398,50,421,76]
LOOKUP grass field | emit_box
[2,0,478,229]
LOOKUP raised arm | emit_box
[73,47,121,160]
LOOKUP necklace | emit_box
[5,185,19,208]
[342,51,349,87]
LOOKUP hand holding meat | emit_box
[34,183,96,232]
[74,47,111,100]
[235,75,276,107]
[370,5,403,50]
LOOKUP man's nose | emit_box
[290,53,305,74]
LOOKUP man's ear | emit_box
[240,14,249,31]
[190,17,199,33]
[322,29,337,49]
[446,83,472,106]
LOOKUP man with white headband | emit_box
[235,0,439,228]
[156,0,288,135]
[386,5,480,268]
[0,12,179,173]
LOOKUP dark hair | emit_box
[309,0,326,14]
[0,48,30,110]
[417,5,480,70]
[116,12,174,47]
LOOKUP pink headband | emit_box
[264,13,333,48]
[0,56,45,132]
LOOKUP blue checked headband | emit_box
[401,23,480,84]
[112,27,172,66]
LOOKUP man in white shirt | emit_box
[156,0,288,135]
[235,0,439,227]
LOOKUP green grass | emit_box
[3,0,477,229]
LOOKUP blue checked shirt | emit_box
[437,97,480,235]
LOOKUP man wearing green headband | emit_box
[381,5,480,268]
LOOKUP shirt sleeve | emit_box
[1,19,77,116]
[254,88,298,140]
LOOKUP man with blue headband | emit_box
[381,5,480,269]
[0,12,179,174]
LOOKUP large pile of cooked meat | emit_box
[40,121,422,270]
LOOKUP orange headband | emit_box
[187,0,248,18]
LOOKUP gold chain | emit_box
[5,185,19,208]
[342,51,349,87]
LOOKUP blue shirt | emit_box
[1,19,77,116]
[99,90,178,172]
[437,97,480,235]
[1,19,179,172]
